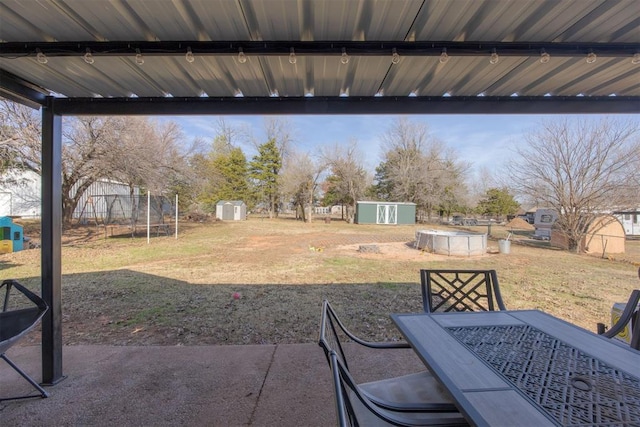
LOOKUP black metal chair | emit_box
[327,350,468,427]
[420,269,506,313]
[597,288,640,351]
[0,279,49,401]
[319,300,461,415]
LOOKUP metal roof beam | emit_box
[48,96,640,116]
[0,70,49,109]
[2,40,638,58]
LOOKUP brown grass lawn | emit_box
[3,217,639,346]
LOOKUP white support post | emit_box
[175,194,178,239]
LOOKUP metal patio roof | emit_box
[1,0,639,114]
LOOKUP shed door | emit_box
[377,204,397,225]
[234,206,241,220]
[222,203,233,220]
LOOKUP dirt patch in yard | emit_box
[332,241,493,261]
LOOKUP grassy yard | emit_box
[2,217,639,346]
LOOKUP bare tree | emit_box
[263,117,296,163]
[508,117,640,252]
[0,100,41,176]
[1,101,192,225]
[280,150,325,222]
[211,117,251,151]
[61,116,126,225]
[376,118,469,221]
[320,140,371,223]
[468,166,496,207]
[114,118,190,194]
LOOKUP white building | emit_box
[0,170,135,221]
[0,170,40,217]
[613,210,640,238]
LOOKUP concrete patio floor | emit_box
[0,343,425,426]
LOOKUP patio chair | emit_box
[0,279,50,401]
[327,350,468,426]
[319,300,459,413]
[596,288,640,351]
[420,269,506,313]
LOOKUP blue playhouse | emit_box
[0,217,24,253]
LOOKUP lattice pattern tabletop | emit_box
[447,325,640,426]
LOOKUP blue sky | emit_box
[164,114,638,179]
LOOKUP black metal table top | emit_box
[447,324,640,426]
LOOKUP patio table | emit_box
[390,310,640,427]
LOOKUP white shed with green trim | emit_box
[355,201,416,225]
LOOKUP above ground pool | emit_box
[415,229,487,256]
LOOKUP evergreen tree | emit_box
[322,175,345,207]
[199,146,250,211]
[249,139,282,218]
[366,161,393,201]
[476,188,520,220]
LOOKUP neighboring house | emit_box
[216,200,247,221]
[355,201,416,225]
[613,209,640,238]
[0,170,40,218]
[314,206,331,215]
[330,205,344,216]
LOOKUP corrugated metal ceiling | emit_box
[0,0,638,102]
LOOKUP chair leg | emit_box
[0,354,49,401]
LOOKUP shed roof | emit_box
[216,200,246,206]
[357,201,417,206]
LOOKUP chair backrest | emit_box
[319,300,403,371]
[598,289,640,351]
[328,351,467,427]
[420,269,506,313]
[0,279,48,355]
[319,299,352,370]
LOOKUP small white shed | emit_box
[216,200,247,221]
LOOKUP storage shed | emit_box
[216,201,247,221]
[551,215,625,254]
[0,216,24,253]
[355,201,416,225]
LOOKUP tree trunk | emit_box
[307,186,313,223]
[62,203,74,228]
[346,205,355,224]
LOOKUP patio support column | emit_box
[41,99,64,385]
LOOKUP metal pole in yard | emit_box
[175,194,178,239]
[147,192,150,244]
